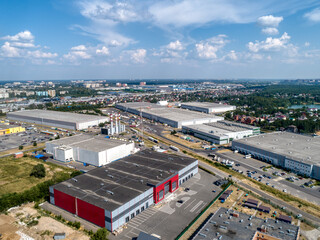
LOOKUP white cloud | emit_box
[247,32,291,52]
[305,42,310,47]
[79,0,141,23]
[226,50,238,60]
[71,45,87,51]
[2,30,34,42]
[28,50,58,58]
[167,40,184,50]
[257,15,283,27]
[64,45,91,61]
[261,27,279,35]
[128,49,147,63]
[304,8,320,22]
[195,35,228,59]
[0,42,20,57]
[96,46,110,55]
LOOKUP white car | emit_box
[283,189,287,193]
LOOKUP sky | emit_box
[1,0,320,80]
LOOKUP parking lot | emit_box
[217,150,320,205]
[110,169,221,240]
[0,129,51,152]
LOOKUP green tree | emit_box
[33,141,37,146]
[91,228,109,240]
[30,164,46,178]
[19,145,24,150]
[171,130,177,135]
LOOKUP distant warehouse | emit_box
[232,132,320,180]
[7,110,109,130]
[0,124,25,135]
[183,120,260,144]
[46,134,135,166]
[180,102,236,113]
[49,150,198,231]
[116,102,223,128]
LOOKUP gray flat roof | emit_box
[7,110,109,124]
[234,132,320,166]
[181,102,235,109]
[193,207,299,240]
[184,121,258,137]
[49,134,130,152]
[117,102,223,123]
[52,150,197,212]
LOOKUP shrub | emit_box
[30,164,46,178]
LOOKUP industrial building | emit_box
[0,124,25,135]
[182,120,260,144]
[101,113,126,135]
[192,207,300,240]
[232,132,320,180]
[49,150,198,231]
[116,102,223,128]
[46,134,135,166]
[180,102,236,113]
[7,110,109,130]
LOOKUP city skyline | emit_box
[1,0,320,80]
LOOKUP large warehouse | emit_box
[49,150,198,231]
[7,110,109,130]
[116,102,223,128]
[181,102,236,113]
[46,134,135,166]
[182,120,260,144]
[232,132,320,180]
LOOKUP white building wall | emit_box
[78,149,100,166]
[55,147,73,162]
[111,188,154,231]
[178,161,198,177]
[284,159,313,176]
[105,142,135,164]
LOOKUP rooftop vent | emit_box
[107,174,114,178]
[72,178,78,182]
[106,190,114,195]
[100,183,104,186]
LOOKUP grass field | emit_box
[0,156,73,196]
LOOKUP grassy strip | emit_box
[198,165,215,176]
[233,183,320,229]
[141,130,320,220]
[175,182,231,240]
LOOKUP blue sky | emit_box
[1,0,320,80]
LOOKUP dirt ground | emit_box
[0,203,89,240]
[163,132,203,149]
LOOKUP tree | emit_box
[171,130,177,135]
[91,228,109,240]
[33,141,37,146]
[19,145,24,150]
[99,122,105,127]
[30,164,46,178]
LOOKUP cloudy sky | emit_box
[1,0,320,80]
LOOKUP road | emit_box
[138,128,320,227]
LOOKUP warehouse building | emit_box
[192,207,299,240]
[46,134,135,166]
[7,110,109,130]
[232,132,320,180]
[0,124,25,135]
[49,150,198,231]
[182,120,260,144]
[181,102,236,113]
[116,102,223,128]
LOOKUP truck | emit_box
[169,145,179,152]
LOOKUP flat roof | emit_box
[193,207,299,240]
[183,121,257,137]
[52,150,197,212]
[181,102,235,109]
[48,134,130,152]
[0,124,23,130]
[117,102,223,124]
[233,132,320,166]
[7,110,108,124]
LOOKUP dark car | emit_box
[177,200,184,204]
